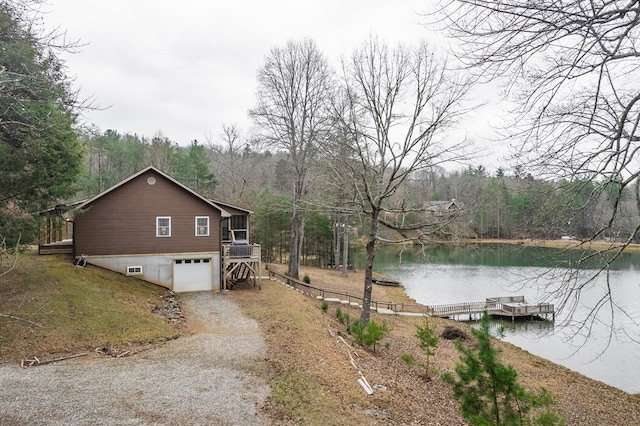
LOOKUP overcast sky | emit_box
[45,0,503,166]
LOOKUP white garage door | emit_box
[173,258,212,292]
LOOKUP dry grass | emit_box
[233,264,640,425]
[0,252,179,363]
[3,251,639,424]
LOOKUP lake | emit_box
[361,244,640,394]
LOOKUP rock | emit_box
[152,292,186,328]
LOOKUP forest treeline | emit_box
[2,0,637,271]
[61,128,637,267]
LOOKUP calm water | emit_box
[362,244,640,394]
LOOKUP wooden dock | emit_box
[427,296,555,322]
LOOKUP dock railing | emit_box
[266,269,554,320]
[428,301,492,317]
[487,296,525,304]
[429,298,554,319]
[501,303,555,315]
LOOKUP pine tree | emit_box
[416,317,438,381]
[442,311,562,425]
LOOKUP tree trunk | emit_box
[287,208,306,280]
[288,209,301,279]
[342,213,349,277]
[360,210,379,325]
[333,214,340,270]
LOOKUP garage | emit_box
[173,258,212,292]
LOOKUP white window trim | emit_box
[156,216,171,237]
[195,216,210,236]
[126,266,143,275]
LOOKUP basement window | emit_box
[126,266,143,275]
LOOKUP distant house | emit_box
[425,200,462,217]
[38,166,260,292]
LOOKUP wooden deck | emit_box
[428,296,555,321]
[222,244,261,290]
[38,239,73,255]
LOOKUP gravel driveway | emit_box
[0,292,270,425]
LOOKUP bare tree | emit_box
[207,124,253,203]
[146,132,177,172]
[436,0,640,344]
[0,235,20,279]
[250,38,334,279]
[334,37,472,324]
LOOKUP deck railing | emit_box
[223,244,261,259]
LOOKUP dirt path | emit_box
[0,292,269,425]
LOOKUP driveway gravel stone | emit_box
[0,292,270,425]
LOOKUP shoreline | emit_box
[258,263,640,423]
[461,237,640,252]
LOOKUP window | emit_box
[223,214,249,243]
[231,215,247,230]
[195,216,209,236]
[127,266,143,275]
[156,216,171,237]
[175,258,210,264]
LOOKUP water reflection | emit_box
[491,317,555,334]
[365,243,640,270]
[363,244,640,394]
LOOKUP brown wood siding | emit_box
[74,170,222,256]
[218,204,246,216]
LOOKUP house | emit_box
[38,166,260,292]
[425,200,462,217]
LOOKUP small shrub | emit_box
[416,317,439,380]
[320,301,328,313]
[348,319,365,341]
[302,274,311,284]
[336,307,351,326]
[350,320,389,352]
[401,353,416,366]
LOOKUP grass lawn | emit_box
[0,250,180,363]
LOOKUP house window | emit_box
[195,216,209,236]
[127,266,143,275]
[156,216,171,237]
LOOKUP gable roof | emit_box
[75,166,231,217]
[425,200,462,212]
